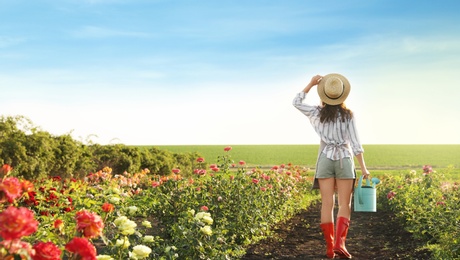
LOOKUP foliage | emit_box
[378,166,460,259]
[0,115,200,179]
[0,147,319,259]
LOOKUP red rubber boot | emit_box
[334,217,352,259]
[320,223,336,258]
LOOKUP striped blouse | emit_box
[293,92,364,160]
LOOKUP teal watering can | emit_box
[354,175,380,212]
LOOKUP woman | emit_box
[293,74,370,259]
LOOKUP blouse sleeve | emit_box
[348,116,364,155]
[292,92,319,118]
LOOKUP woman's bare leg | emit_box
[318,178,336,223]
[336,179,354,219]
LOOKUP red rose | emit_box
[33,241,62,260]
[102,202,115,213]
[21,180,34,193]
[54,219,64,230]
[0,164,12,175]
[0,177,23,202]
[0,206,38,240]
[387,191,396,200]
[65,237,96,260]
[52,176,62,182]
[75,210,104,239]
[224,146,232,152]
[196,157,205,163]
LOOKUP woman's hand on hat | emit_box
[309,75,322,87]
[303,75,323,93]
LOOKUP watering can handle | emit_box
[357,175,371,205]
[357,175,364,205]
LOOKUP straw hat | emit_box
[317,73,350,105]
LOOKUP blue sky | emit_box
[1,0,459,145]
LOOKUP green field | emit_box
[139,144,460,170]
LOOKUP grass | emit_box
[136,144,460,180]
[139,144,459,168]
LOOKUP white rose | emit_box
[96,255,114,260]
[194,212,211,221]
[200,225,212,236]
[142,220,152,228]
[114,216,137,235]
[202,216,213,225]
[109,196,121,204]
[114,216,128,226]
[143,235,155,243]
[131,245,152,259]
[115,236,130,249]
[119,220,137,235]
[127,206,138,215]
[194,212,205,220]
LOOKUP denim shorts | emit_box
[316,153,356,179]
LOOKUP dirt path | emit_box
[242,202,432,260]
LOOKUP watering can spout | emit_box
[371,177,381,188]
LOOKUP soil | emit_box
[242,202,432,260]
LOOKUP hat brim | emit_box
[317,73,351,105]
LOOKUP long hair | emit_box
[319,102,353,123]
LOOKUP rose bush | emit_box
[378,166,460,259]
[0,147,319,259]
